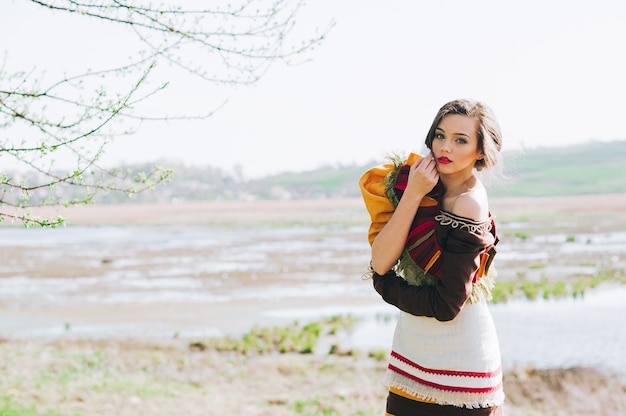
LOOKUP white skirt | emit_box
[385,301,505,408]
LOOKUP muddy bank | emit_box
[503,366,626,416]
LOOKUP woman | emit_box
[359,99,505,415]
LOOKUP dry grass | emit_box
[1,337,625,416]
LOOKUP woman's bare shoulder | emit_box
[449,185,489,222]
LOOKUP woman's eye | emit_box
[434,133,444,140]
[455,138,467,144]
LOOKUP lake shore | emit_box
[3,195,626,415]
[15,193,626,227]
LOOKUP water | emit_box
[345,287,626,374]
[1,224,626,376]
[491,287,626,373]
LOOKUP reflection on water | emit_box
[265,285,626,376]
[348,286,626,375]
[1,224,626,375]
[490,286,626,374]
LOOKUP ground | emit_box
[1,338,626,416]
[3,194,626,415]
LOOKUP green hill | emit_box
[490,140,626,197]
[249,140,626,200]
[24,139,621,204]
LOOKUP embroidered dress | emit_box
[359,153,505,413]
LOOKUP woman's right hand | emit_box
[405,153,439,199]
[370,153,439,274]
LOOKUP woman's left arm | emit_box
[372,191,492,321]
[372,240,483,321]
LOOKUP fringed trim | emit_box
[468,272,496,304]
[385,371,505,409]
[396,251,438,287]
[361,262,375,281]
[383,153,404,207]
[397,249,496,304]
[435,211,492,234]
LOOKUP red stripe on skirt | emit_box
[391,351,502,378]
[388,364,503,394]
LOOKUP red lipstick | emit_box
[437,156,451,164]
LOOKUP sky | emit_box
[2,0,626,178]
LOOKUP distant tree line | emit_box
[5,139,624,205]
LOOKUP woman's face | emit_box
[431,114,482,176]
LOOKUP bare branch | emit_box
[1,0,332,226]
